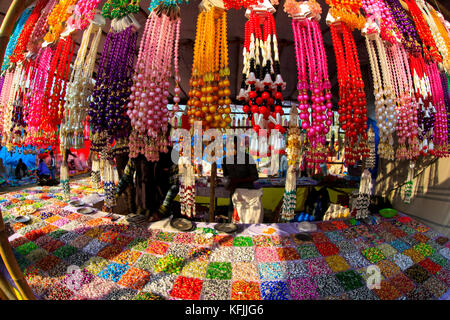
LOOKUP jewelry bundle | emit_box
[187,5,232,131]
[237,7,286,158]
[43,0,78,44]
[128,4,182,161]
[280,106,301,222]
[61,22,103,152]
[330,20,368,166]
[27,0,59,54]
[364,22,396,160]
[289,1,333,168]
[89,20,138,156]
[355,169,372,219]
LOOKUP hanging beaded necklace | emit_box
[361,0,399,44]
[61,22,103,152]
[27,0,59,54]
[1,7,33,71]
[43,0,78,44]
[187,6,232,132]
[291,9,333,169]
[330,21,368,166]
[89,20,138,156]
[9,0,48,64]
[237,8,285,158]
[128,2,185,161]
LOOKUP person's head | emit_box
[50,150,54,156]
[39,159,43,164]
[18,159,23,164]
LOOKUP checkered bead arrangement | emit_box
[2,178,450,300]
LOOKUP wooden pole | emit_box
[0,0,37,301]
[0,269,18,300]
[209,162,217,222]
[0,210,36,300]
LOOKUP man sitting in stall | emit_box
[14,159,28,180]
[37,158,51,185]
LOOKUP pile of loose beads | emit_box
[206,262,232,280]
[117,267,150,289]
[288,277,318,300]
[171,276,203,300]
[233,247,255,262]
[233,236,253,246]
[128,8,181,160]
[232,262,259,281]
[231,280,261,300]
[153,254,184,274]
[142,273,176,297]
[181,261,208,278]
[105,287,138,300]
[133,292,165,300]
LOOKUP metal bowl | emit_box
[70,200,84,207]
[77,207,95,215]
[14,216,31,223]
[214,223,238,234]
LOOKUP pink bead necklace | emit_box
[128,11,181,161]
[292,18,332,169]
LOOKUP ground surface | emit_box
[1,177,449,300]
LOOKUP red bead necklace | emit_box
[330,23,368,166]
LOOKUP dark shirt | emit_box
[222,152,258,190]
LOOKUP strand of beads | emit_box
[404,0,442,63]
[365,24,396,160]
[187,7,232,131]
[44,0,78,44]
[426,63,448,157]
[27,0,59,54]
[89,22,138,156]
[361,0,398,44]
[41,35,76,148]
[61,22,103,152]
[325,0,366,30]
[2,67,22,148]
[415,1,449,71]
[280,106,301,222]
[24,47,54,147]
[73,0,102,30]
[291,9,333,169]
[330,22,368,166]
[1,7,33,71]
[386,43,419,159]
[222,0,259,10]
[237,9,286,158]
[128,6,182,161]
[384,0,422,55]
[425,3,450,72]
[0,71,15,136]
[409,54,435,156]
[102,0,140,19]
[9,0,47,64]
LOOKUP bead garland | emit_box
[291,7,333,168]
[361,0,399,44]
[24,47,54,146]
[187,7,232,131]
[61,22,103,152]
[44,0,78,44]
[325,0,366,30]
[0,71,15,136]
[40,35,76,148]
[128,3,183,161]
[89,23,138,156]
[222,0,259,10]
[280,106,301,222]
[404,0,442,63]
[330,21,368,166]
[424,3,450,72]
[365,24,396,160]
[1,7,33,71]
[384,0,422,55]
[27,0,59,54]
[9,0,48,64]
[237,9,286,158]
[72,0,102,30]
[102,0,140,20]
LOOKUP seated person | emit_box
[222,136,259,222]
[37,159,51,185]
[15,159,28,180]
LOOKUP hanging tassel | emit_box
[404,161,415,204]
[60,162,70,202]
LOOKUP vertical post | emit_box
[209,162,217,222]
